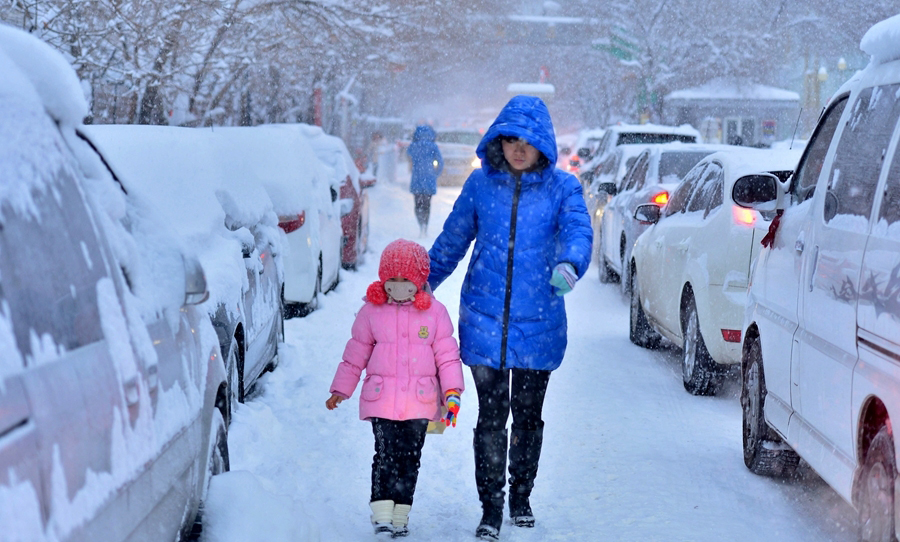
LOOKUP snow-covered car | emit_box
[0,25,228,541]
[583,144,650,259]
[259,124,343,316]
[737,14,900,537]
[81,124,285,413]
[298,124,375,270]
[591,122,702,168]
[628,148,800,395]
[434,128,482,186]
[598,143,734,289]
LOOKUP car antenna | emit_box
[789,108,802,150]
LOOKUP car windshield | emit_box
[435,131,482,146]
[617,133,696,146]
[658,151,714,183]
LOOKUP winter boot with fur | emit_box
[391,504,411,538]
[508,426,543,528]
[370,500,395,536]
[474,428,508,541]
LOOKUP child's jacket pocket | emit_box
[415,377,438,404]
[361,375,384,401]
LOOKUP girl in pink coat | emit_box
[326,239,465,538]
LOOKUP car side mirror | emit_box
[732,173,783,212]
[634,203,660,225]
[360,177,377,189]
[339,198,354,216]
[182,255,209,306]
[595,181,617,196]
[577,147,591,158]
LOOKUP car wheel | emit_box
[187,409,230,541]
[741,336,800,476]
[226,337,245,405]
[629,266,660,348]
[859,426,897,542]
[681,296,722,396]
[598,231,618,283]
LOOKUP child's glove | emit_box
[443,390,461,427]
[550,262,577,296]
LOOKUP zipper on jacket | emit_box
[500,174,522,371]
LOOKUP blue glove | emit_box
[550,263,577,296]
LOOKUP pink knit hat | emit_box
[366,239,432,310]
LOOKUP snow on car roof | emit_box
[704,147,802,179]
[281,123,360,190]
[861,14,900,64]
[0,24,87,127]
[606,122,701,137]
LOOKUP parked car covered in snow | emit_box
[598,142,734,289]
[81,124,285,416]
[0,25,228,541]
[628,148,800,395]
[738,14,900,538]
[295,124,376,270]
[592,122,702,167]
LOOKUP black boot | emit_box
[474,428,507,541]
[508,426,543,528]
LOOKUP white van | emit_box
[735,14,900,540]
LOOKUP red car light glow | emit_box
[651,191,669,205]
[732,206,756,226]
[721,329,742,343]
[278,211,306,234]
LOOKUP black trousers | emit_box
[413,194,432,227]
[471,365,551,432]
[370,418,429,505]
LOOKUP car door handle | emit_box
[795,239,804,253]
[124,376,140,407]
[146,364,158,392]
[677,241,689,253]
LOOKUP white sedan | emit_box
[628,148,800,395]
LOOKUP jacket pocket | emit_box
[415,377,438,404]
[361,375,384,402]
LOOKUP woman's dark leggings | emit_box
[413,194,432,227]
[370,418,428,505]
[471,365,551,432]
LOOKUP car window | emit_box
[824,84,900,225]
[601,153,620,176]
[666,164,707,216]
[0,167,109,361]
[626,154,650,192]
[616,133,697,145]
[687,162,723,213]
[878,143,900,225]
[658,151,715,184]
[793,95,849,205]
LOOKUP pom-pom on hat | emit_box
[366,239,432,310]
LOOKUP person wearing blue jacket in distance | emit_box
[407,124,444,237]
[426,95,592,541]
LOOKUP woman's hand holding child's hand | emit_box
[443,390,461,427]
[326,394,344,410]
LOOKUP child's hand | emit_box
[326,394,344,410]
[443,390,461,427]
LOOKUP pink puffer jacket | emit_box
[330,297,465,421]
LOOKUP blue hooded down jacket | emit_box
[407,125,444,195]
[428,95,592,371]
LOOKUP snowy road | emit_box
[202,176,859,542]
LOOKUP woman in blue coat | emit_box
[407,124,444,236]
[427,95,592,540]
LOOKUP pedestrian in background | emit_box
[326,239,465,538]
[407,124,444,237]
[427,95,593,541]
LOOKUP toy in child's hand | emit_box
[443,390,461,427]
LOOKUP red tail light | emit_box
[278,211,306,234]
[732,206,756,226]
[721,329,742,343]
[651,191,669,205]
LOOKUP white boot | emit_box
[370,500,394,536]
[391,504,411,538]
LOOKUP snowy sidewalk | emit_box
[202,178,857,542]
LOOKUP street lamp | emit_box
[838,57,847,72]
